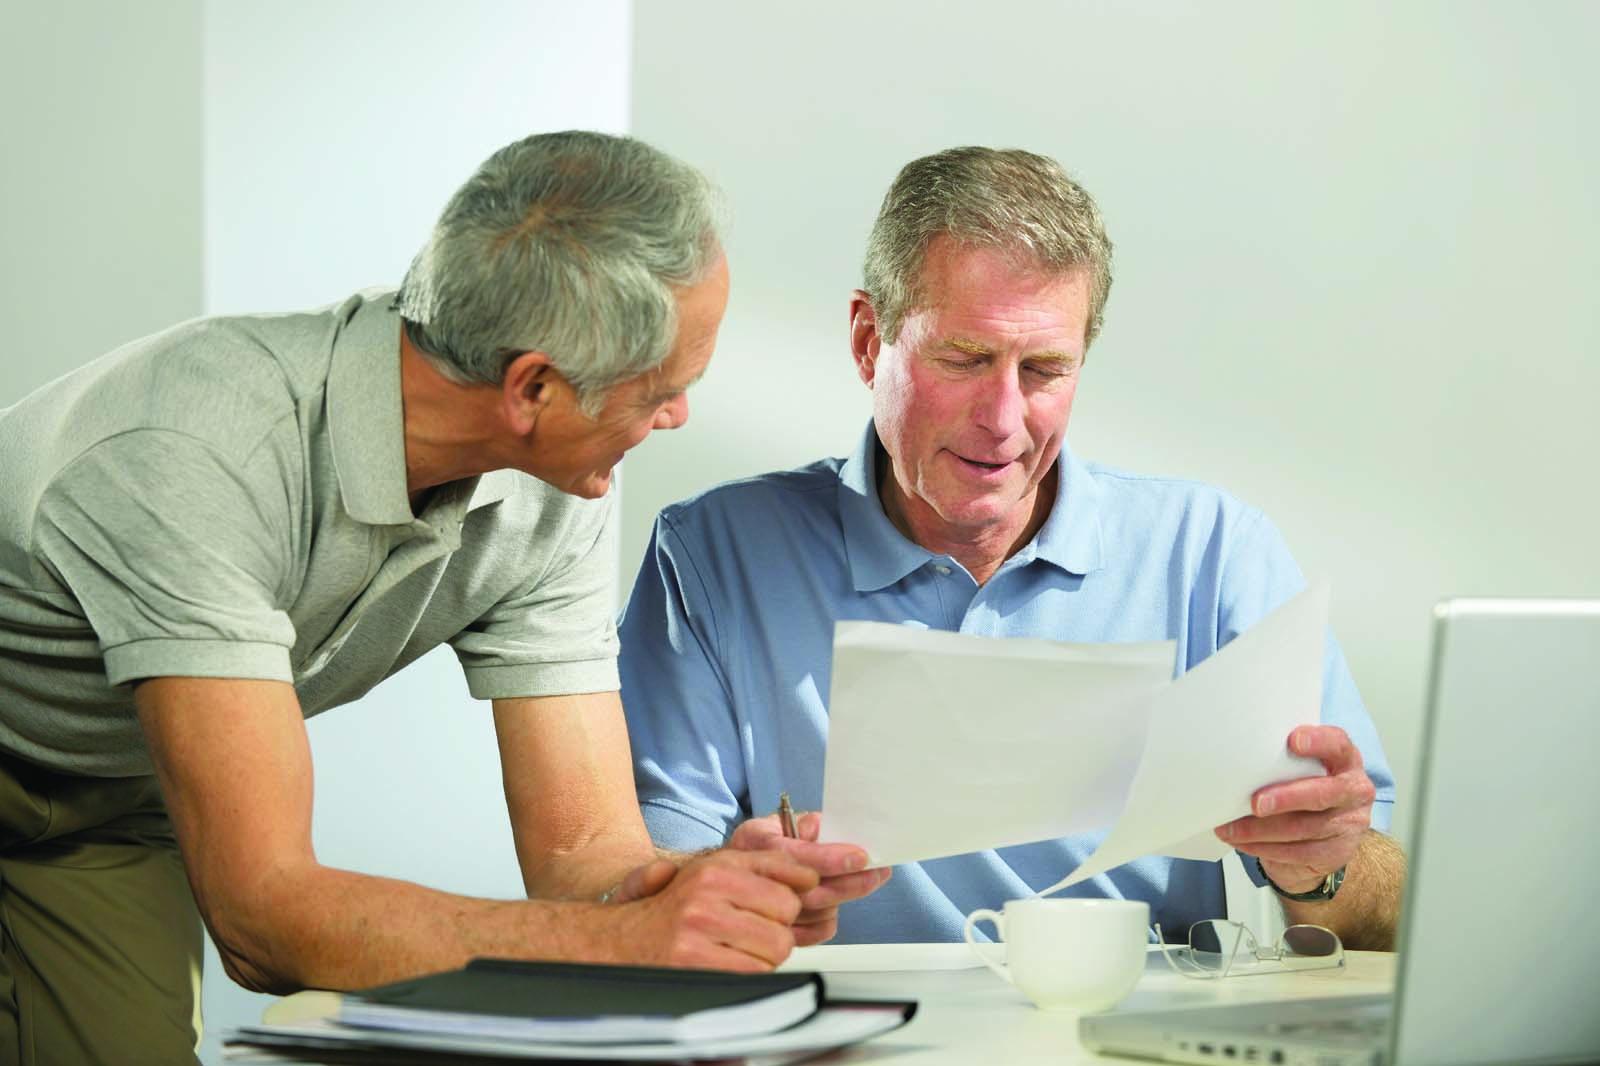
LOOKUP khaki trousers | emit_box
[0,750,202,1065]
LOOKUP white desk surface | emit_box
[253,944,1394,1065]
[782,944,1393,1064]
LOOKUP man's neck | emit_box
[877,453,1057,586]
[399,334,506,500]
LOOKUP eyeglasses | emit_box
[1153,920,1345,980]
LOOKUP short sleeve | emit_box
[616,513,748,850]
[33,429,298,686]
[451,489,620,700]
[1218,509,1397,833]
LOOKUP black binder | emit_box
[338,958,824,1044]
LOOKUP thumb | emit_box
[727,814,782,850]
[798,810,822,842]
[610,859,678,904]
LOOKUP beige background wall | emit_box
[624,0,1600,847]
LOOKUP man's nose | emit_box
[974,368,1025,436]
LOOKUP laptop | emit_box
[1080,598,1600,1066]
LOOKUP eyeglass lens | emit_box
[1187,921,1341,973]
[1188,920,1257,972]
[1278,923,1342,970]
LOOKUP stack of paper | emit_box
[820,581,1330,892]
[225,958,916,1063]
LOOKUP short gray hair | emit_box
[862,146,1113,348]
[395,130,723,415]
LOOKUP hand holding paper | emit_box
[819,582,1334,890]
[1217,722,1378,894]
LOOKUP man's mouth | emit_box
[954,453,1013,474]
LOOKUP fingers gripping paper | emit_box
[818,582,1328,884]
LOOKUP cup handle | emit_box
[962,907,1011,984]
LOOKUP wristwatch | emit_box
[1257,858,1345,902]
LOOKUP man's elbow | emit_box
[193,864,319,995]
[213,936,303,996]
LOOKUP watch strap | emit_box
[1257,858,1345,902]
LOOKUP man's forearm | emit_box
[1280,829,1406,951]
[492,692,667,903]
[515,829,661,901]
[210,861,621,995]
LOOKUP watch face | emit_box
[1260,858,1345,901]
[1305,867,1345,901]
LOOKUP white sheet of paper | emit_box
[1034,581,1328,894]
[779,942,992,972]
[820,626,1175,866]
[819,582,1329,881]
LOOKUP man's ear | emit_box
[849,290,881,388]
[501,350,560,435]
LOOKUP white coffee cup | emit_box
[962,897,1149,1012]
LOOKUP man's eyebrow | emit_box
[651,365,707,403]
[1029,351,1081,368]
[941,337,1079,364]
[942,338,994,356]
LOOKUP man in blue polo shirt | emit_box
[617,147,1404,950]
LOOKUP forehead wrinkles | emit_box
[912,240,1087,331]
[912,286,1087,358]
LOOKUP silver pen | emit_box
[777,792,798,838]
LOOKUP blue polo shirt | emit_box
[617,423,1395,943]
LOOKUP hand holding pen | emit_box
[725,791,892,946]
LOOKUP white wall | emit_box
[626,0,1600,849]
[199,2,630,1056]
[0,0,203,402]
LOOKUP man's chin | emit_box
[930,482,1026,518]
[531,469,612,500]
[937,493,1047,537]
[573,473,613,499]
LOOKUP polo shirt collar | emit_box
[836,420,1104,591]
[838,423,935,592]
[1026,441,1105,577]
[326,291,515,528]
[468,469,518,510]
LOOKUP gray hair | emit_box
[394,130,723,415]
[862,146,1113,348]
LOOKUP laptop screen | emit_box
[1389,599,1600,1065]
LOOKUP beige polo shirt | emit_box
[0,290,619,777]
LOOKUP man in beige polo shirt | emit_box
[0,131,880,1064]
